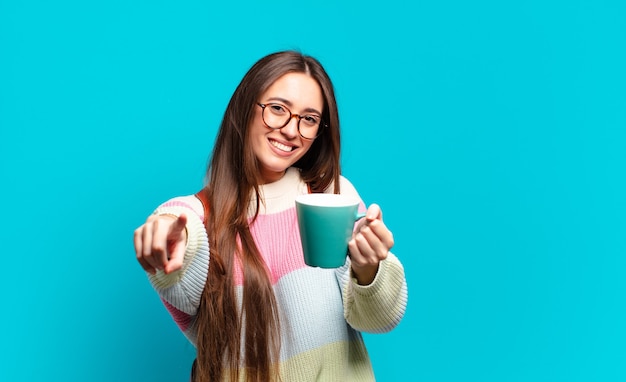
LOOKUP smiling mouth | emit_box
[270,139,295,152]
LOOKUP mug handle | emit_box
[355,212,366,221]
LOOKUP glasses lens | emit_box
[264,104,290,129]
[299,115,321,139]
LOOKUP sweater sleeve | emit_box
[333,175,409,333]
[338,254,408,333]
[146,195,210,320]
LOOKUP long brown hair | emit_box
[194,51,341,381]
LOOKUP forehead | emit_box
[261,72,324,110]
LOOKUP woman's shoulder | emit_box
[322,174,360,200]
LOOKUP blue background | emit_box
[1,0,625,381]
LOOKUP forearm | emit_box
[147,196,210,316]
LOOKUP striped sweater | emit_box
[147,167,408,381]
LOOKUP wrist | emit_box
[351,264,379,285]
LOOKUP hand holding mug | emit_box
[348,204,394,285]
[295,195,394,281]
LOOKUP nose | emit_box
[280,115,300,138]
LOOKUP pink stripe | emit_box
[231,207,306,285]
[162,298,192,332]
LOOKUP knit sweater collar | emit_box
[257,167,302,201]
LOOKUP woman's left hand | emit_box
[348,204,394,285]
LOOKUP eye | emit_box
[302,115,320,126]
[269,104,287,115]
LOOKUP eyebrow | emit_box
[266,97,323,116]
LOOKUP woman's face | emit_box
[250,72,324,184]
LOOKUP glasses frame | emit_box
[257,102,325,140]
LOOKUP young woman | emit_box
[134,51,408,381]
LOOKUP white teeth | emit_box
[270,140,293,152]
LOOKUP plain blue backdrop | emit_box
[1,0,625,381]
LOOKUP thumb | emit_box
[366,204,382,222]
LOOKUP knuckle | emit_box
[355,233,367,243]
[151,243,165,255]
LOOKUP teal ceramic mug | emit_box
[295,193,366,268]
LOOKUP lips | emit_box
[269,138,296,152]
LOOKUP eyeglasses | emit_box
[257,103,325,140]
